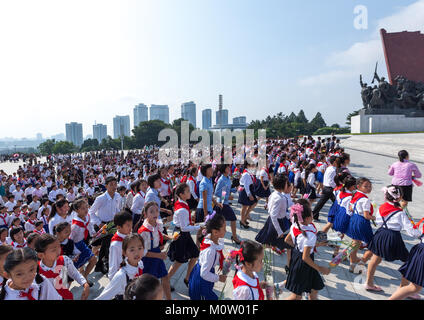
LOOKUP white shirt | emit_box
[88,191,121,226]
[240,171,255,196]
[289,223,318,253]
[173,200,200,233]
[108,231,128,280]
[48,190,57,202]
[5,201,16,212]
[29,201,40,213]
[268,191,290,237]
[323,166,337,188]
[37,205,52,219]
[139,221,164,251]
[48,214,72,235]
[95,260,144,300]
[3,277,62,300]
[375,202,422,238]
[187,177,198,200]
[198,236,224,283]
[350,191,371,217]
[39,255,87,287]
[70,213,95,243]
[12,189,24,201]
[131,191,146,215]
[24,219,37,232]
[233,271,261,300]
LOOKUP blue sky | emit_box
[0,0,422,138]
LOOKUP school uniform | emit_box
[138,220,167,279]
[0,212,8,229]
[95,259,144,300]
[238,170,258,206]
[285,223,325,295]
[368,202,421,262]
[304,172,317,200]
[168,200,200,263]
[1,277,62,300]
[130,190,145,226]
[256,191,292,250]
[327,186,343,224]
[345,191,374,244]
[214,175,237,221]
[187,176,199,210]
[232,270,264,300]
[189,236,224,300]
[196,177,214,223]
[48,214,72,235]
[316,162,326,183]
[255,168,272,198]
[24,219,37,232]
[38,255,87,300]
[11,239,27,249]
[4,201,16,213]
[108,231,128,280]
[332,191,353,234]
[70,213,95,269]
[60,238,81,260]
[398,225,424,287]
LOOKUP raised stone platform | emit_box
[351,113,424,134]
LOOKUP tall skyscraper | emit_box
[233,116,246,125]
[216,109,229,126]
[181,101,196,128]
[202,109,212,130]
[133,103,148,127]
[65,122,83,146]
[93,123,107,143]
[150,105,169,124]
[113,115,131,139]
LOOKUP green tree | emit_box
[80,138,100,152]
[297,109,308,123]
[52,141,77,154]
[310,112,327,129]
[38,139,56,155]
[287,112,297,123]
[132,120,171,148]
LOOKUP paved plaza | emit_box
[1,136,423,300]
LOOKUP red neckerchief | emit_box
[0,213,8,225]
[350,192,374,215]
[200,238,224,270]
[292,224,318,253]
[111,232,124,243]
[174,200,192,225]
[131,190,135,196]
[232,273,264,300]
[262,168,270,180]
[161,178,171,194]
[181,175,187,183]
[334,185,343,192]
[72,217,90,240]
[339,191,352,199]
[12,241,26,248]
[243,170,257,184]
[19,288,35,300]
[188,176,198,194]
[138,191,145,198]
[138,225,164,247]
[34,229,45,235]
[135,267,143,278]
[379,202,402,218]
[38,256,73,300]
[27,219,36,226]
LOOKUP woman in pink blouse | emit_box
[388,150,422,205]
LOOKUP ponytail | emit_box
[0,276,7,300]
[398,150,408,163]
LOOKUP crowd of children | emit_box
[0,136,422,300]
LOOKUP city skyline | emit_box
[0,0,422,139]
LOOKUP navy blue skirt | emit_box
[332,206,351,234]
[255,181,271,198]
[74,240,94,269]
[214,204,237,221]
[305,185,317,200]
[238,186,257,206]
[368,228,409,262]
[399,243,424,287]
[189,263,218,300]
[288,171,295,184]
[285,248,324,295]
[142,246,168,279]
[327,201,340,224]
[316,171,324,183]
[168,231,200,264]
[255,217,292,250]
[345,214,374,244]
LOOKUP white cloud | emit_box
[299,0,424,86]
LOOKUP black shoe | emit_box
[240,221,249,229]
[231,236,242,245]
[184,279,189,288]
[285,265,290,274]
[171,286,175,292]
[87,280,94,287]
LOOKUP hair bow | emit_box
[205,211,216,223]
[290,203,304,223]
[382,186,401,201]
[232,247,244,262]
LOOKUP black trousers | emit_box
[312,186,335,219]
